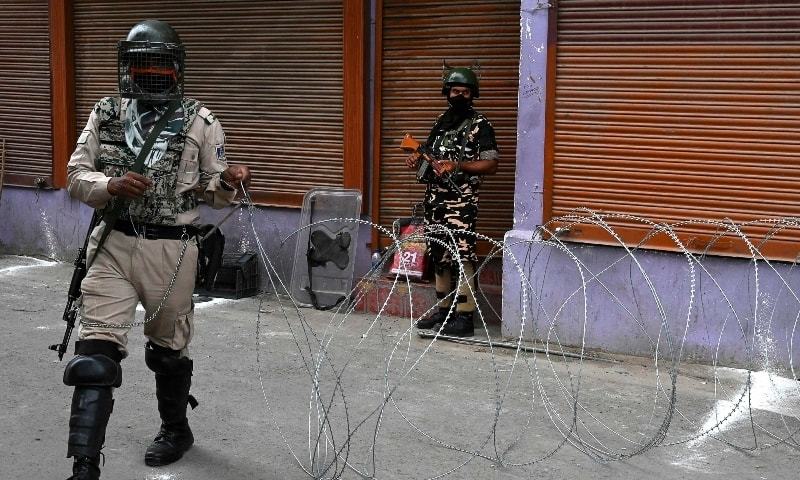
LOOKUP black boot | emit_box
[440,311,474,337]
[67,455,100,480]
[63,340,123,480]
[144,342,197,467]
[144,416,194,467]
[415,307,450,329]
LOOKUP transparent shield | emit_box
[289,187,362,309]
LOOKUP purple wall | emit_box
[0,187,90,262]
[0,186,372,291]
[502,1,800,373]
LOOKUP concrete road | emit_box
[1,255,797,479]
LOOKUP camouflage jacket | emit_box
[67,97,236,226]
[424,108,499,206]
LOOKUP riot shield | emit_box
[289,187,362,309]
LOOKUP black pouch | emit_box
[195,225,225,291]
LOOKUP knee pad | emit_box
[145,341,193,376]
[64,340,123,388]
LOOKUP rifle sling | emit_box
[87,99,181,268]
[456,113,476,164]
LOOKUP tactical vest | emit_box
[94,96,202,225]
[427,112,482,198]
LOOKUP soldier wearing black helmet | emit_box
[405,66,499,337]
[62,20,250,479]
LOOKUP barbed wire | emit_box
[223,199,800,479]
[42,192,800,478]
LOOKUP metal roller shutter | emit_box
[550,0,800,260]
[376,0,520,252]
[0,1,52,188]
[73,0,343,207]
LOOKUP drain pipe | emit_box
[0,139,5,204]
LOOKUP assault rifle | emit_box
[49,212,99,361]
[400,133,463,195]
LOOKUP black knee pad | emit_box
[64,340,123,388]
[145,341,193,376]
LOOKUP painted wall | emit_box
[0,187,372,293]
[502,1,800,374]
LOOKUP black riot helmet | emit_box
[118,20,185,101]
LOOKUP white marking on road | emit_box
[135,296,234,312]
[690,370,799,447]
[0,256,57,275]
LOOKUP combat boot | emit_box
[67,455,100,480]
[440,311,474,337]
[415,307,450,330]
[144,342,197,467]
[144,417,194,467]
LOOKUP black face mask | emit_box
[448,95,472,113]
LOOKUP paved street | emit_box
[1,255,797,479]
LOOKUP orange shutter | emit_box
[72,0,345,207]
[376,0,520,252]
[0,1,52,188]
[549,0,800,261]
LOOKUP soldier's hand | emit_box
[433,160,458,177]
[405,153,421,170]
[222,165,251,190]
[107,172,152,199]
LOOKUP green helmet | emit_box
[441,67,479,98]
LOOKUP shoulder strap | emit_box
[456,113,477,163]
[87,99,181,268]
[129,99,181,174]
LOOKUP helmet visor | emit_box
[118,40,185,101]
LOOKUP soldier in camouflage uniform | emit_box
[406,66,499,337]
[62,20,250,480]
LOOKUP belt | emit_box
[112,221,198,240]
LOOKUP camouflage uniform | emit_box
[67,96,236,354]
[423,109,498,269]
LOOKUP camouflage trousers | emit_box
[423,185,479,269]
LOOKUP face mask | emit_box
[448,95,472,112]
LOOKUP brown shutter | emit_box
[73,0,344,207]
[550,0,800,260]
[376,0,520,251]
[0,1,52,188]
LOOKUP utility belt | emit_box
[112,221,198,240]
[110,220,224,292]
